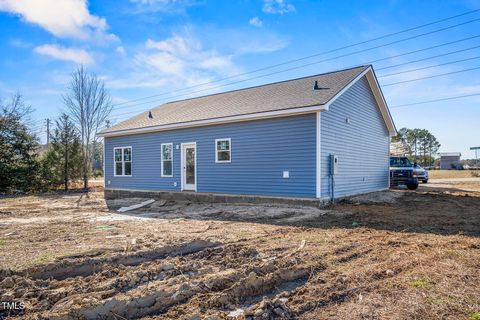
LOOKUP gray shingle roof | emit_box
[100,65,369,135]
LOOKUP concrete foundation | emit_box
[104,188,320,207]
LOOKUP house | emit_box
[439,152,462,170]
[98,65,396,203]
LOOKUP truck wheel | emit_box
[407,183,418,190]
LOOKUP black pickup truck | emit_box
[390,156,419,190]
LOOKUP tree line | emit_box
[392,128,441,166]
[0,66,112,193]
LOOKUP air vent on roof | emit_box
[148,111,153,119]
[313,80,328,90]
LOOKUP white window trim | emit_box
[215,138,231,163]
[161,143,173,177]
[113,146,132,177]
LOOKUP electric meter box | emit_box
[330,154,338,175]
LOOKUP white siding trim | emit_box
[364,69,397,137]
[322,67,371,111]
[319,67,396,137]
[98,106,327,137]
[103,138,106,186]
[316,112,321,198]
[160,143,173,177]
[215,138,231,163]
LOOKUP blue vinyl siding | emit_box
[105,114,316,197]
[320,76,390,199]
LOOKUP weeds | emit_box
[469,313,480,320]
[411,277,434,288]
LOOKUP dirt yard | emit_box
[0,181,479,319]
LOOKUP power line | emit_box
[376,43,480,71]
[378,56,480,78]
[111,65,480,122]
[26,9,480,125]
[108,37,480,120]
[113,64,480,120]
[390,92,480,108]
[110,10,480,109]
[111,22,480,114]
[382,66,480,86]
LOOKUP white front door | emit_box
[181,143,196,191]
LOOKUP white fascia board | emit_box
[322,66,397,137]
[316,112,321,199]
[97,104,328,138]
[322,67,371,111]
[364,68,397,137]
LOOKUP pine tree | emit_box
[0,93,40,192]
[42,114,83,190]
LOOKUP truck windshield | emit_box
[390,157,412,167]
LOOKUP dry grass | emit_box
[429,170,479,179]
[0,185,479,319]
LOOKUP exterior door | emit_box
[181,143,196,191]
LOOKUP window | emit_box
[161,143,173,177]
[215,138,231,163]
[114,147,132,176]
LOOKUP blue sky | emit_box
[0,0,479,158]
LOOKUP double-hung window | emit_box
[114,147,132,176]
[215,138,231,163]
[161,143,173,177]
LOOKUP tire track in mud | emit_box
[1,237,369,319]
[21,240,220,280]
[1,240,221,318]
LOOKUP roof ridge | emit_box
[157,64,371,107]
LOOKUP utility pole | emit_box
[46,118,50,146]
[470,146,480,169]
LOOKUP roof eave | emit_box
[97,104,329,138]
[317,66,397,137]
[364,67,397,137]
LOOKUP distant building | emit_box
[439,152,461,170]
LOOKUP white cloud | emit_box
[128,0,198,13]
[139,35,235,78]
[249,16,263,27]
[106,27,288,94]
[116,46,126,55]
[263,0,295,14]
[0,0,117,42]
[34,44,94,65]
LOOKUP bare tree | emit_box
[63,66,112,191]
[1,91,34,125]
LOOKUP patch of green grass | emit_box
[0,239,7,246]
[411,277,434,288]
[93,225,116,231]
[469,313,480,320]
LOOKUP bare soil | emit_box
[0,182,479,319]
